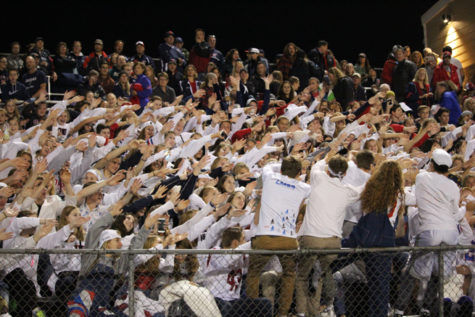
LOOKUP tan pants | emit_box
[295,235,341,315]
[246,235,298,316]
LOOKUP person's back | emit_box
[415,170,459,233]
[300,159,360,239]
[392,58,417,101]
[256,162,310,238]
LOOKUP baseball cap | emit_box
[249,48,259,54]
[175,37,183,43]
[432,148,452,167]
[359,52,366,58]
[94,39,104,45]
[352,72,361,78]
[164,30,175,38]
[99,229,121,248]
[168,59,177,65]
[135,41,144,46]
[246,97,257,106]
[461,110,473,117]
[35,36,44,42]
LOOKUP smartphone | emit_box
[157,218,166,234]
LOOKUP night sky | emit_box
[2,1,438,68]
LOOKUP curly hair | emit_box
[360,160,403,213]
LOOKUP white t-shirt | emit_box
[415,171,462,234]
[342,161,370,223]
[255,163,311,238]
[299,160,361,238]
[202,242,250,301]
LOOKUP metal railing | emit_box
[0,244,472,316]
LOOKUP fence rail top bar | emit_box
[0,244,472,255]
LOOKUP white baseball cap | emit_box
[432,148,452,167]
[99,229,121,248]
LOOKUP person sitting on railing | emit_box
[394,149,472,317]
[0,69,30,103]
[21,55,47,100]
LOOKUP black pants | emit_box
[55,271,79,304]
[4,268,37,316]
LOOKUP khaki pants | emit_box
[295,235,341,315]
[246,235,298,316]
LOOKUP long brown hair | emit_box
[360,161,403,213]
[58,206,85,241]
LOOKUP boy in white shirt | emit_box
[296,155,360,317]
[246,156,311,317]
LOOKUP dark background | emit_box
[1,0,438,68]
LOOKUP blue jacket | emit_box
[1,81,30,101]
[342,212,395,248]
[134,74,152,108]
[440,91,461,125]
[158,43,185,64]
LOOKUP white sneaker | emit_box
[320,305,336,317]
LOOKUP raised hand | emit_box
[34,222,55,242]
[59,167,72,184]
[107,170,126,186]
[3,206,19,218]
[70,216,90,228]
[130,178,143,196]
[10,157,30,170]
[227,208,247,219]
[152,185,168,200]
[168,186,181,205]
[215,202,231,218]
[144,212,162,230]
[175,199,190,211]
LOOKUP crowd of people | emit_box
[0,28,474,317]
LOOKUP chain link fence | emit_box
[0,245,474,317]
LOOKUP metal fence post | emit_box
[128,253,135,317]
[438,247,444,317]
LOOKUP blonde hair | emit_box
[413,68,429,86]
